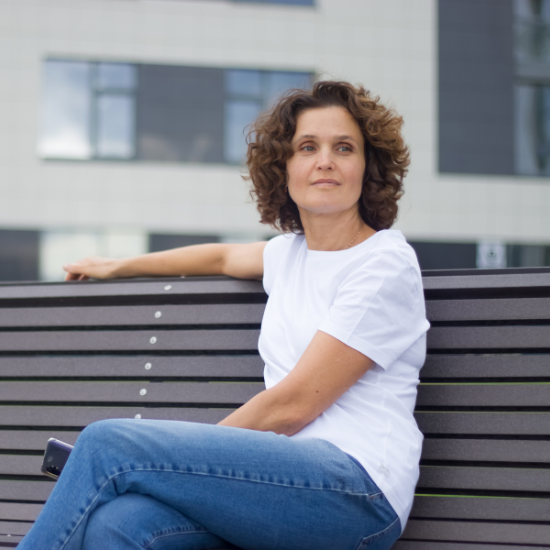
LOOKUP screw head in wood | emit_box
[155,311,162,318]
[135,414,142,419]
[139,389,147,396]
[150,336,157,344]
[164,285,172,291]
[144,362,152,370]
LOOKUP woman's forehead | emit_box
[293,107,363,142]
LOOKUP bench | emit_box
[0,269,549,548]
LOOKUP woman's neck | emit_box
[300,209,376,251]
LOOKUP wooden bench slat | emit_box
[0,480,52,502]
[0,503,42,523]
[428,326,550,350]
[0,304,265,328]
[0,356,264,379]
[1,408,546,435]
[0,381,264,404]
[395,542,550,550]
[0,535,24,547]
[418,465,550,493]
[421,438,550,463]
[10,325,549,353]
[0,406,232,427]
[1,380,547,407]
[416,412,550,435]
[421,354,550,379]
[2,432,549,465]
[1,496,548,527]
[4,298,550,327]
[427,297,550,321]
[0,523,31,537]
[422,271,550,293]
[417,383,550,407]
[1,354,547,381]
[0,329,261,351]
[411,495,550,522]
[402,518,550,545]
[0,430,80,450]
[0,456,42,476]
[4,457,550,495]
[0,278,265,301]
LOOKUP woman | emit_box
[19,81,429,550]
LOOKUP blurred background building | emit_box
[0,0,549,281]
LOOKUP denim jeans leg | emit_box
[82,493,233,550]
[18,418,399,550]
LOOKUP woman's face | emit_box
[286,106,366,220]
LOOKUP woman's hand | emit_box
[63,257,122,281]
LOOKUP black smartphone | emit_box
[41,438,74,480]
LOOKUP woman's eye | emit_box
[302,145,315,152]
[338,145,352,152]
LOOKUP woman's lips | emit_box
[312,179,340,187]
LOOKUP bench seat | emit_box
[1,269,549,548]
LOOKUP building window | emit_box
[232,0,315,6]
[224,69,312,163]
[39,60,136,160]
[514,0,550,175]
[39,60,312,165]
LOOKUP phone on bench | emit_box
[41,438,74,480]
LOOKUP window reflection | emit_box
[96,63,136,91]
[94,63,136,159]
[39,60,137,160]
[224,69,313,163]
[265,71,312,106]
[97,95,135,158]
[224,100,262,164]
[39,60,92,159]
[225,70,262,97]
[514,0,550,175]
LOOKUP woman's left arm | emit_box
[217,330,374,435]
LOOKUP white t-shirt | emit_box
[259,229,430,532]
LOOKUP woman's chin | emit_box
[297,201,358,218]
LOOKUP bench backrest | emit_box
[0,270,549,548]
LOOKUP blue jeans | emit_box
[18,419,400,550]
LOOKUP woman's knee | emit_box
[82,493,215,550]
[82,493,147,550]
[77,418,136,448]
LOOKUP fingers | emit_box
[63,263,89,282]
[64,272,83,282]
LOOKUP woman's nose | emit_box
[315,148,335,170]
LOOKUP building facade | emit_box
[0,0,549,280]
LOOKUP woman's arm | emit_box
[218,330,374,435]
[62,241,268,281]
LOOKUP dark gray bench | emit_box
[0,269,549,549]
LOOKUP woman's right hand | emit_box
[63,257,122,282]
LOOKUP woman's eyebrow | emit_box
[293,134,359,143]
[335,134,359,143]
[294,134,317,141]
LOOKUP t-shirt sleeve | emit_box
[318,248,430,370]
[262,234,289,296]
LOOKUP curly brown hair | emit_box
[245,81,410,233]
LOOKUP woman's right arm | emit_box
[63,241,268,282]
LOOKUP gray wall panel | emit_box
[0,229,39,283]
[136,64,224,163]
[439,0,515,174]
